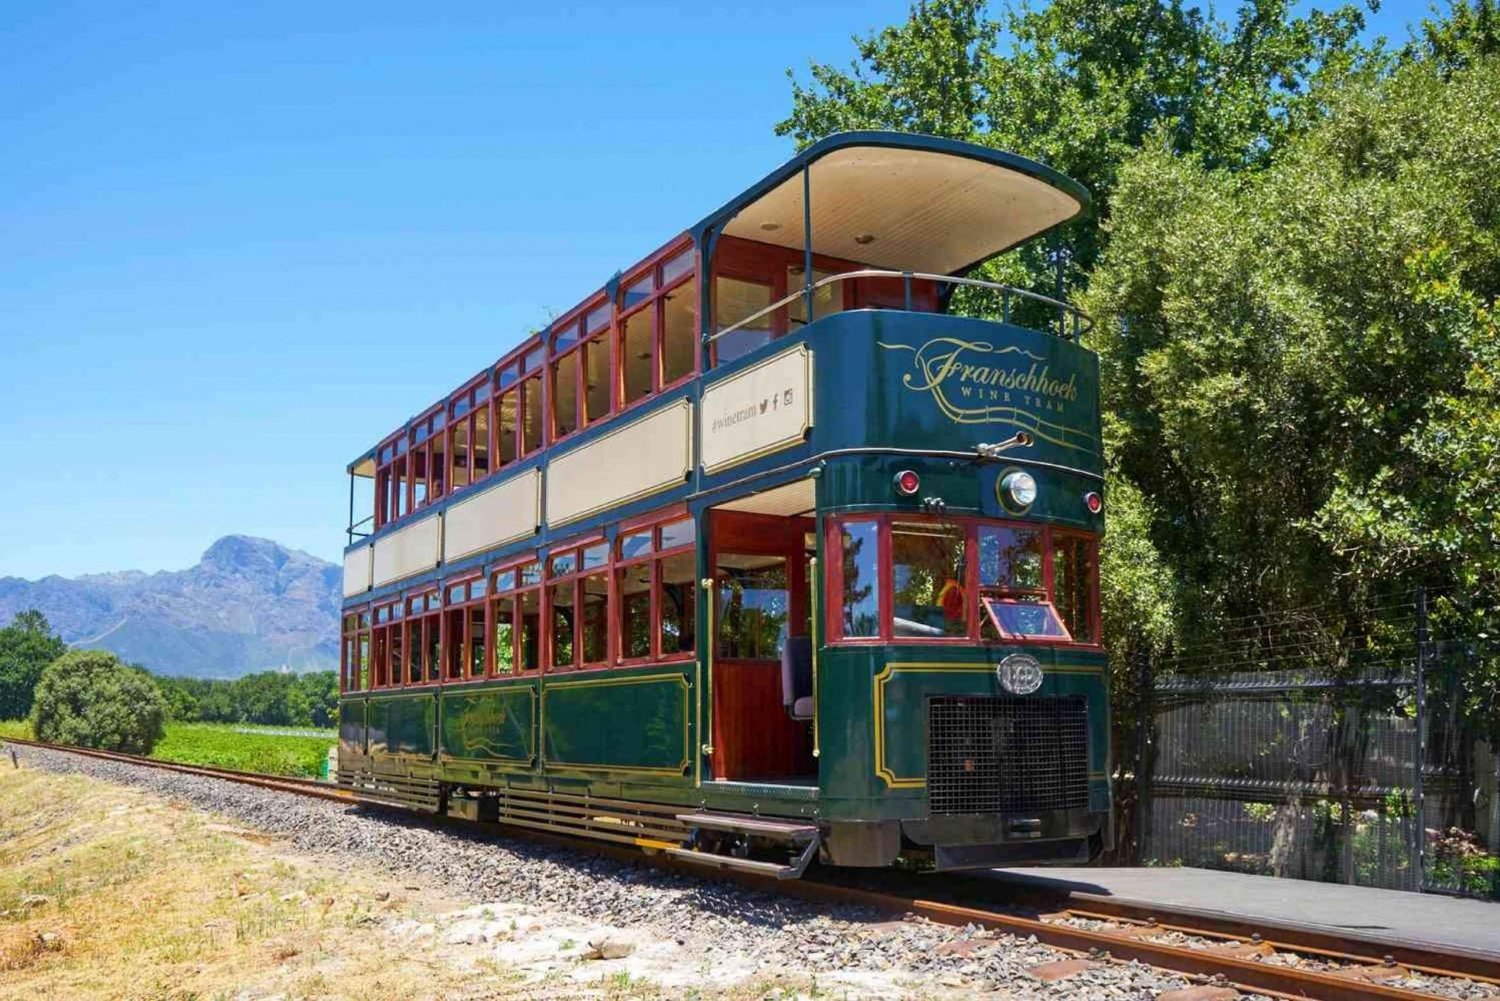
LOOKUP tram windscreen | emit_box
[891,522,967,637]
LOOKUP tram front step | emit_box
[674,812,819,842]
[664,843,817,880]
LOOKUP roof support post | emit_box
[347,472,356,547]
[802,165,814,325]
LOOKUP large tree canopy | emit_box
[778,0,1375,289]
[781,1,1500,743]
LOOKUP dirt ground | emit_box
[0,763,856,1001]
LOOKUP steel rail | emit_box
[8,736,1497,1001]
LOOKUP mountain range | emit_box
[0,536,341,678]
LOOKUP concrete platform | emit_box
[978,866,1500,959]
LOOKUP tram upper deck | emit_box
[339,131,1097,603]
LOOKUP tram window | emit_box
[618,562,652,659]
[977,525,1043,593]
[714,277,773,366]
[497,389,519,465]
[982,596,1071,641]
[660,551,697,658]
[716,554,788,659]
[358,630,370,690]
[554,320,580,352]
[661,279,697,385]
[473,407,490,479]
[373,628,389,687]
[411,446,429,508]
[549,582,575,669]
[891,523,967,638]
[620,529,654,560]
[406,619,423,683]
[585,303,611,336]
[430,433,446,499]
[450,420,469,489]
[838,520,881,638]
[553,351,580,438]
[660,517,695,550]
[521,375,544,453]
[661,248,693,285]
[519,589,541,671]
[787,267,841,326]
[581,573,609,665]
[393,456,408,517]
[623,273,654,309]
[1052,534,1097,643]
[584,334,610,424]
[425,615,441,682]
[388,625,403,686]
[622,306,654,403]
[468,605,486,677]
[375,467,392,527]
[582,542,608,570]
[493,599,516,675]
[445,608,465,680]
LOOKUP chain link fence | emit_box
[1128,589,1499,899]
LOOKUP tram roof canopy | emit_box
[695,131,1091,276]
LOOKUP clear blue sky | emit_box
[0,1,1426,580]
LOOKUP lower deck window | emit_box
[891,523,967,638]
[716,554,788,659]
[831,514,1098,645]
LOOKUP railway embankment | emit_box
[4,743,1269,1000]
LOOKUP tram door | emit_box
[708,509,817,783]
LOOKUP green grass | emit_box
[0,719,334,778]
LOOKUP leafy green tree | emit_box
[0,610,68,720]
[778,0,1376,291]
[31,650,167,754]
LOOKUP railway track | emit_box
[6,736,1498,1001]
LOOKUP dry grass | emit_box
[0,763,907,1001]
[0,763,504,1001]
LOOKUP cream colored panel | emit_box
[342,545,372,597]
[371,514,441,588]
[700,345,813,474]
[443,468,541,562]
[547,400,692,526]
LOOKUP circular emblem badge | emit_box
[997,653,1044,695]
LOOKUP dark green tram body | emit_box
[337,132,1109,872]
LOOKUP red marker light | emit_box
[894,470,921,496]
[1084,491,1103,514]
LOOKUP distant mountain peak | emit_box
[0,536,340,678]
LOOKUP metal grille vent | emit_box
[927,695,1089,816]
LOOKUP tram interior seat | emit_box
[780,635,813,720]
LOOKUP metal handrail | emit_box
[704,268,1093,345]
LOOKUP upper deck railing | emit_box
[706,268,1094,346]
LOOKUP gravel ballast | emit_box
[6,743,1295,999]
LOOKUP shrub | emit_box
[31,650,167,755]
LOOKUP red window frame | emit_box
[614,510,697,667]
[489,558,543,677]
[544,537,611,672]
[373,433,409,530]
[400,588,443,686]
[825,513,1101,648]
[340,608,371,693]
[616,241,700,415]
[448,376,493,496]
[370,599,402,688]
[440,575,489,682]
[707,235,941,367]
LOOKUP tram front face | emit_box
[807,307,1109,870]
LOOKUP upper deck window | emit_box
[496,342,544,466]
[618,243,699,407]
[448,381,491,494]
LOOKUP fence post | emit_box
[1134,647,1153,864]
[1413,586,1428,892]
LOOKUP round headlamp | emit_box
[998,469,1037,512]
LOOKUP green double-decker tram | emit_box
[336,131,1109,875]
